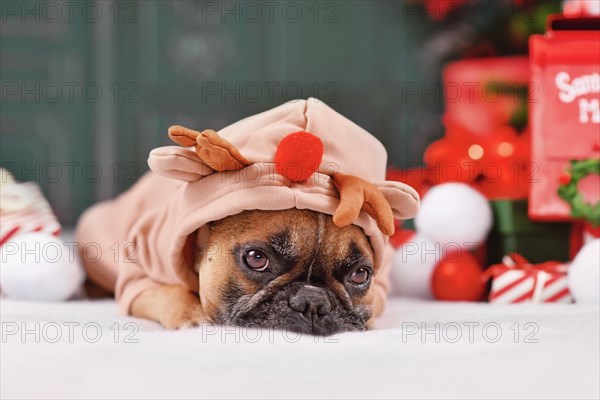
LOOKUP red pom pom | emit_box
[431,251,486,301]
[274,132,324,182]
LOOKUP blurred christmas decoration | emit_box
[386,168,430,201]
[391,232,439,299]
[415,0,470,22]
[0,168,83,301]
[415,182,492,247]
[486,200,571,265]
[484,253,571,303]
[414,0,561,64]
[0,168,61,243]
[0,232,84,301]
[431,250,486,301]
[390,183,491,300]
[568,239,600,304]
[422,56,534,200]
[441,57,530,135]
[389,3,599,303]
[424,114,532,199]
[557,159,600,227]
[563,0,600,17]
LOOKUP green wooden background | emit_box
[1,0,445,226]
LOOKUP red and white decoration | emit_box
[0,170,83,301]
[486,254,572,304]
[390,183,492,300]
[0,182,61,246]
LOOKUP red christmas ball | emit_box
[558,172,572,186]
[274,131,324,182]
[431,251,486,301]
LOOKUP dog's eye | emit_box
[243,249,269,271]
[349,267,371,285]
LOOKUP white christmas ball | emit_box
[0,232,84,301]
[568,239,600,304]
[390,233,441,299]
[416,183,492,248]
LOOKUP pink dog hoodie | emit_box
[76,99,419,316]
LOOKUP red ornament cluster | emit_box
[424,118,532,200]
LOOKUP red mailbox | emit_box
[529,15,600,221]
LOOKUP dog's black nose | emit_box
[289,285,331,318]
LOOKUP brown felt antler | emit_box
[332,173,395,236]
[168,125,250,172]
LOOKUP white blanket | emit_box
[1,298,598,399]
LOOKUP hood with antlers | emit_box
[160,126,399,236]
[148,99,419,237]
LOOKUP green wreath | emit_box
[557,159,600,227]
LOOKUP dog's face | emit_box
[196,209,377,335]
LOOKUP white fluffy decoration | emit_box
[568,239,600,304]
[390,233,441,299]
[0,232,84,301]
[416,183,492,249]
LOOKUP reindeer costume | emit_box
[76,99,419,316]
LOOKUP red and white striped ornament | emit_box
[0,183,61,246]
[486,254,572,304]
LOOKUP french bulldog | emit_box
[130,208,380,335]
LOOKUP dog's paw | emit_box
[131,285,207,330]
[160,304,205,330]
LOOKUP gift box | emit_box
[529,15,600,221]
[485,253,572,303]
[486,199,571,264]
[0,180,61,245]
